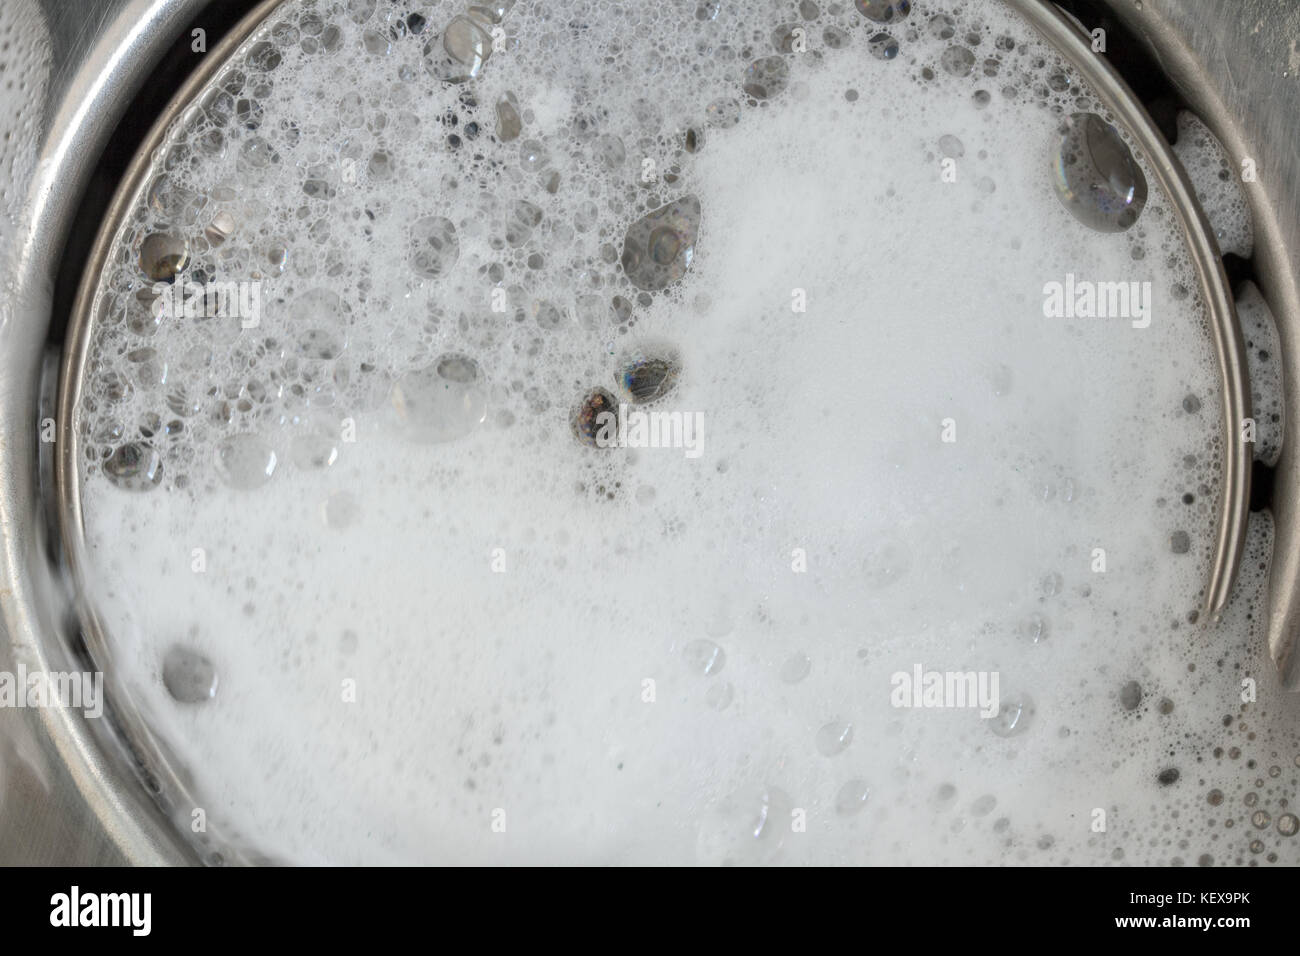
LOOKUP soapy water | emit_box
[65,0,1300,864]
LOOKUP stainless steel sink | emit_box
[1,0,1297,865]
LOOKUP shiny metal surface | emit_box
[0,0,1294,865]
[1105,2,1300,687]
[1017,0,1252,625]
[56,0,284,867]
[0,0,207,865]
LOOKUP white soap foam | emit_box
[1239,280,1283,467]
[1173,110,1253,260]
[71,0,1300,864]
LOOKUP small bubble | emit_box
[1119,680,1142,711]
[495,92,522,141]
[835,778,870,815]
[616,347,681,404]
[990,695,1034,737]
[855,0,911,23]
[1054,113,1148,232]
[867,33,899,60]
[162,646,218,703]
[138,233,189,282]
[1019,614,1049,643]
[705,681,735,710]
[214,434,277,490]
[391,354,488,444]
[816,720,854,756]
[104,443,164,491]
[428,15,492,82]
[938,134,965,158]
[683,639,726,676]
[780,651,812,684]
[573,386,618,447]
[621,195,701,292]
[940,46,975,77]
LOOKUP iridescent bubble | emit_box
[1054,113,1147,232]
[573,386,618,447]
[616,347,680,404]
[390,353,488,444]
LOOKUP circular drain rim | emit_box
[52,0,1253,863]
[56,0,286,866]
[1004,0,1251,621]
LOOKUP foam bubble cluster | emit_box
[1173,110,1253,259]
[70,0,1300,865]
